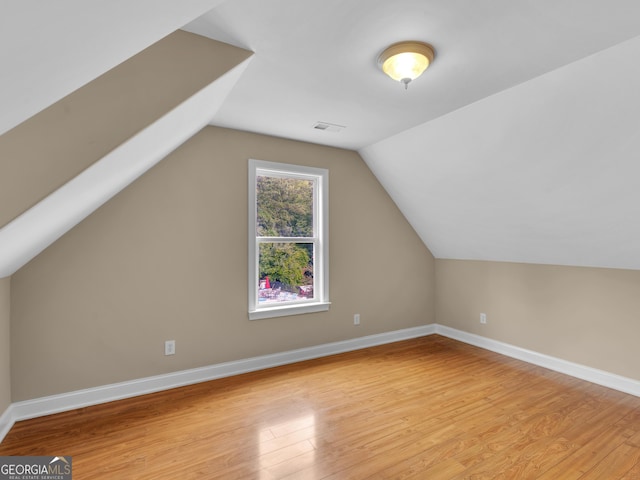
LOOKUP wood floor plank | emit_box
[1,335,639,479]
[577,430,640,479]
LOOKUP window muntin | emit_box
[249,160,329,319]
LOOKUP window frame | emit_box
[248,159,329,320]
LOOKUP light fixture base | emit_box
[377,41,435,88]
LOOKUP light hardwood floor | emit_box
[1,335,639,479]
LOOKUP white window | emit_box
[248,159,329,320]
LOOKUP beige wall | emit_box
[0,31,250,227]
[436,259,640,380]
[10,127,435,401]
[0,278,9,414]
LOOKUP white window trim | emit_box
[248,159,330,320]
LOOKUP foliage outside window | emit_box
[248,160,329,319]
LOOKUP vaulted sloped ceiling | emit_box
[3,0,640,275]
[187,0,640,271]
[361,35,640,270]
[0,7,252,278]
[0,0,227,136]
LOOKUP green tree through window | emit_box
[257,176,314,295]
[259,243,310,292]
[257,176,313,237]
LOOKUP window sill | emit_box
[249,302,331,320]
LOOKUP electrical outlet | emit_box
[354,314,360,325]
[480,313,487,324]
[165,340,176,356]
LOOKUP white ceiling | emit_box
[184,0,640,150]
[362,35,640,270]
[184,0,640,270]
[4,0,640,271]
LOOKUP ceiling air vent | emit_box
[313,121,345,133]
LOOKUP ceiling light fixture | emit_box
[377,41,435,89]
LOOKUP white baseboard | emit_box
[0,404,14,443]
[2,322,638,444]
[2,325,434,442]
[434,324,640,397]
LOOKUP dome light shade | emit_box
[378,41,435,89]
